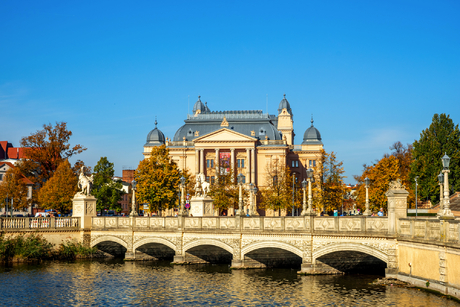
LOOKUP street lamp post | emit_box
[439,153,455,219]
[292,175,295,216]
[237,173,245,216]
[179,176,187,216]
[301,168,314,216]
[415,176,418,217]
[437,172,444,216]
[363,177,371,216]
[129,179,138,217]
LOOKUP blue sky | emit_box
[1,1,459,183]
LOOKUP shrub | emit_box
[58,240,97,259]
[0,233,54,261]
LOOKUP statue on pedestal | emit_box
[76,166,94,197]
[194,173,210,198]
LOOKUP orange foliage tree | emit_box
[0,166,31,211]
[19,122,87,190]
[38,160,78,213]
[354,155,400,213]
[312,150,347,214]
[135,145,182,215]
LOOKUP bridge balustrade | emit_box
[91,216,389,235]
[398,218,460,245]
[0,217,80,230]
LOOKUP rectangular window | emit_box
[309,160,316,167]
[206,176,210,182]
[207,159,214,168]
[0,174,3,180]
[237,159,245,168]
[291,160,299,168]
[211,176,215,184]
[242,175,246,184]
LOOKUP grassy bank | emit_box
[0,233,98,262]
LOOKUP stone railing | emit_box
[0,217,80,230]
[398,218,460,245]
[91,216,390,235]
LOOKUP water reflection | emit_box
[0,260,458,306]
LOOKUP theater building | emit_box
[143,95,323,189]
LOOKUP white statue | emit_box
[77,166,93,197]
[195,173,210,197]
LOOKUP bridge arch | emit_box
[133,237,176,252]
[91,235,128,249]
[183,239,234,255]
[313,242,389,264]
[241,241,303,258]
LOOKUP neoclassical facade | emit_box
[143,95,323,189]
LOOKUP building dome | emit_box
[145,119,165,146]
[192,96,210,114]
[302,118,322,145]
[278,94,292,116]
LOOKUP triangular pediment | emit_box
[194,128,257,143]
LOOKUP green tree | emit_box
[38,160,78,213]
[92,157,124,212]
[261,158,293,216]
[411,114,460,204]
[135,145,181,215]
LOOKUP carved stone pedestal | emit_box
[190,196,215,217]
[72,194,97,229]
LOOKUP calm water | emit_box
[0,260,458,307]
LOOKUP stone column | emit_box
[385,179,409,235]
[173,235,185,263]
[215,148,220,175]
[251,148,256,185]
[200,149,204,173]
[195,149,199,175]
[230,148,235,176]
[246,148,251,183]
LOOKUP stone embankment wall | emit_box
[0,217,85,247]
[391,218,460,298]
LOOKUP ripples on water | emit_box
[0,260,458,306]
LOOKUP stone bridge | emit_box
[90,215,397,274]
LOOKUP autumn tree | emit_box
[208,158,242,214]
[411,113,460,204]
[38,160,78,213]
[135,145,181,215]
[261,158,293,216]
[92,157,124,213]
[0,166,32,212]
[311,150,347,214]
[19,122,87,190]
[354,155,400,212]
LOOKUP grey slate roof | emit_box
[301,118,322,145]
[278,94,293,116]
[145,120,165,147]
[173,110,283,142]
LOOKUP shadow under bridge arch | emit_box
[183,239,234,264]
[133,237,177,260]
[241,241,303,269]
[91,235,128,258]
[313,242,389,275]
